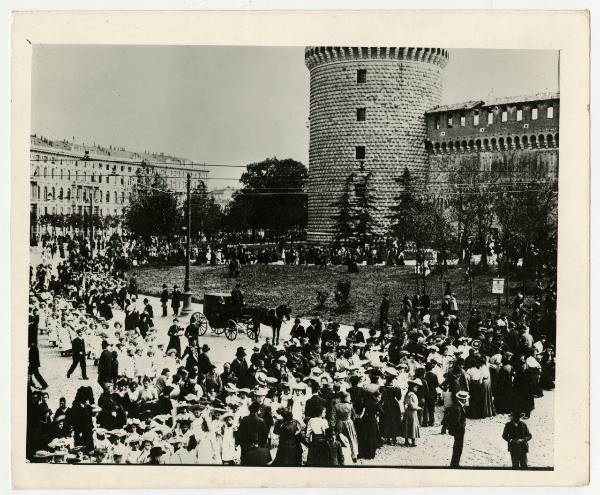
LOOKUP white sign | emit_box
[492,278,505,294]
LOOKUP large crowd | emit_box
[27,235,556,467]
[35,232,433,269]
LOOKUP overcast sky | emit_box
[31,46,559,189]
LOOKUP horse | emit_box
[246,304,292,345]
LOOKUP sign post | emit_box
[492,278,505,313]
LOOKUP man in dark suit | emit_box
[502,410,532,468]
[251,389,274,441]
[346,322,366,346]
[447,391,468,468]
[238,402,268,465]
[423,361,440,427]
[181,338,201,372]
[28,342,48,389]
[184,320,200,345]
[67,329,88,379]
[142,298,154,320]
[289,318,305,341]
[171,285,182,316]
[304,382,327,421]
[97,340,113,389]
[197,344,214,375]
[230,347,250,388]
[379,293,390,331]
[160,284,169,317]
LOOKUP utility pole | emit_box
[180,173,193,315]
[89,188,94,259]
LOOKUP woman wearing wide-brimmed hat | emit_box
[402,380,421,447]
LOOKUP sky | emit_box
[31,46,559,190]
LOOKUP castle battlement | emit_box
[305,46,449,70]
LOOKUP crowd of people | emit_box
[34,232,426,270]
[27,235,556,468]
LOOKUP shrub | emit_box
[316,290,329,309]
[334,280,352,312]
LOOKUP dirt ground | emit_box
[34,292,554,469]
[30,248,553,468]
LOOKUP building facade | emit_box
[305,46,559,244]
[425,93,559,198]
[29,136,208,240]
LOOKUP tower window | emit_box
[447,115,453,128]
[356,108,366,121]
[532,107,539,120]
[488,112,494,125]
[357,69,367,84]
[460,113,466,127]
[516,108,523,121]
[473,111,480,126]
[435,117,441,130]
[547,105,554,118]
[501,107,508,122]
[355,146,366,160]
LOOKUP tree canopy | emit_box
[125,171,181,240]
[226,157,308,234]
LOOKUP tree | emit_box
[125,172,181,240]
[389,167,434,291]
[183,181,224,239]
[225,157,308,235]
[353,171,380,249]
[330,174,358,245]
[428,201,455,301]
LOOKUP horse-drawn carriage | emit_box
[189,292,292,344]
[189,292,258,341]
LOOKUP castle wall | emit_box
[305,47,449,244]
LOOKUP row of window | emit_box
[32,185,130,204]
[33,167,193,191]
[435,105,555,130]
[40,206,123,216]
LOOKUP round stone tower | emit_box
[305,46,449,244]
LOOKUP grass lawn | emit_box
[131,263,535,327]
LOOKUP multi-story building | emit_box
[304,46,559,244]
[208,186,237,210]
[29,135,208,240]
[425,93,559,197]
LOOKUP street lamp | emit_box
[180,173,193,316]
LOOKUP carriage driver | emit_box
[231,283,245,315]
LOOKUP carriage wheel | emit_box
[190,312,209,337]
[225,320,238,341]
[246,321,259,340]
[213,325,225,335]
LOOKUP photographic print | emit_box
[11,10,589,489]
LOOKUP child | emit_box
[324,427,344,466]
[502,410,532,469]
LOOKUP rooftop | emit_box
[30,134,199,167]
[426,92,560,114]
